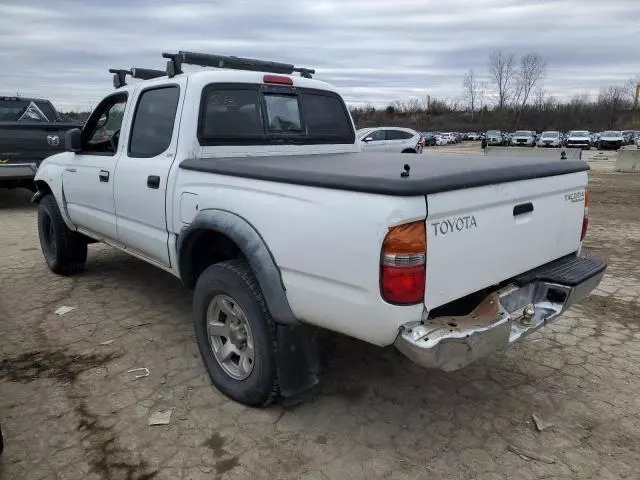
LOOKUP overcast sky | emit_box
[1,0,638,111]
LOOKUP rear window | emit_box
[198,84,354,145]
[386,130,413,140]
[0,99,57,122]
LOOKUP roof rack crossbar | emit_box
[109,69,130,88]
[109,67,167,88]
[162,51,315,79]
[130,67,166,80]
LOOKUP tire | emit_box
[193,260,279,407]
[37,195,87,275]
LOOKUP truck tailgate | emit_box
[424,171,588,309]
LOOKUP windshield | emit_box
[570,131,589,137]
[603,131,621,136]
[514,131,532,137]
[487,130,500,135]
[541,132,559,138]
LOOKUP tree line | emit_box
[352,49,639,132]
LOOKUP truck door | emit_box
[63,93,129,241]
[113,81,184,267]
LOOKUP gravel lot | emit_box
[1,147,639,480]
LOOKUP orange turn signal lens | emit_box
[382,221,426,255]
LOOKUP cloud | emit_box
[0,0,638,110]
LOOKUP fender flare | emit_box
[177,209,298,326]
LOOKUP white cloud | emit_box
[0,0,637,110]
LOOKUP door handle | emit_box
[147,175,160,189]
[99,170,110,182]
[513,202,534,216]
[65,168,77,173]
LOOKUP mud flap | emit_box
[276,324,319,397]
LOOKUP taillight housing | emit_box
[380,221,426,304]
[581,188,590,241]
[263,74,293,85]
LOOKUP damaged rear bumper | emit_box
[394,255,606,372]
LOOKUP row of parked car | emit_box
[485,130,640,150]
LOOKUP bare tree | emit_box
[513,53,547,128]
[462,69,479,121]
[598,83,631,128]
[533,86,546,108]
[488,50,516,110]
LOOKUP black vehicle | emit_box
[0,96,81,190]
[420,132,437,146]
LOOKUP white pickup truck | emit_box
[33,52,606,406]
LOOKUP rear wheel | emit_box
[37,195,87,275]
[193,260,279,406]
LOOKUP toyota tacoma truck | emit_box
[32,52,606,407]
[0,96,81,190]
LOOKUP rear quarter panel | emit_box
[174,170,426,346]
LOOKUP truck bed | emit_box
[180,153,588,196]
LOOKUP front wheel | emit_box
[37,195,87,275]
[193,260,279,406]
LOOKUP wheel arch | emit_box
[177,209,298,326]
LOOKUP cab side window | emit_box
[386,130,413,140]
[366,130,385,141]
[129,86,180,158]
[83,93,128,155]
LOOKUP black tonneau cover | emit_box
[180,153,589,196]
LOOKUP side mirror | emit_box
[65,128,82,153]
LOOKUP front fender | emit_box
[33,160,76,230]
[177,209,298,326]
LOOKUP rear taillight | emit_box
[380,221,426,304]
[581,188,590,241]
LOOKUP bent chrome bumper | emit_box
[395,255,606,372]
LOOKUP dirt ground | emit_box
[1,147,639,480]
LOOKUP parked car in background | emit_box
[0,96,82,190]
[434,133,447,146]
[590,133,599,146]
[537,131,562,148]
[359,127,424,153]
[439,132,456,144]
[510,130,536,147]
[466,132,480,141]
[486,130,504,145]
[622,130,634,145]
[420,132,437,146]
[597,131,625,150]
[565,131,591,150]
[634,132,640,146]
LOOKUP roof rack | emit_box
[161,51,315,79]
[108,68,166,88]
